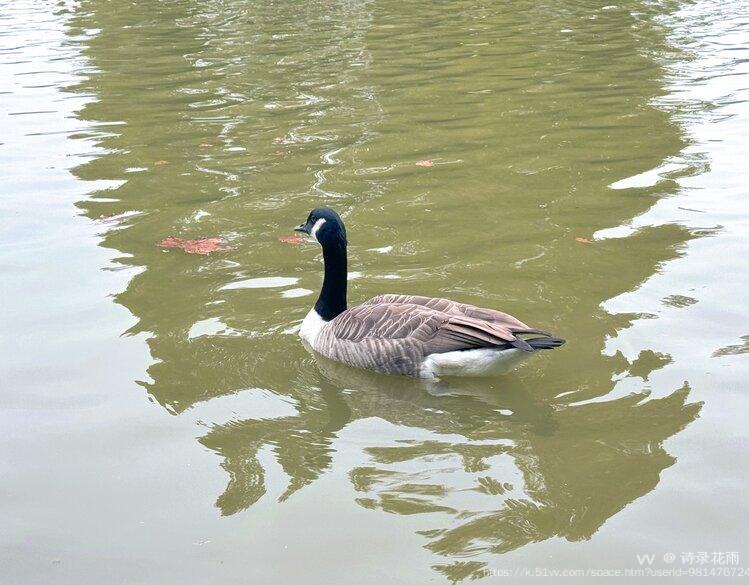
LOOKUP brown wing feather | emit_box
[363,294,551,336]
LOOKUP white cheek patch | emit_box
[311,217,326,241]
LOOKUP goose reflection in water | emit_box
[199,346,699,569]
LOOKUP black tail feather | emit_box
[510,337,534,352]
[525,337,566,350]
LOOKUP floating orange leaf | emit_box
[277,234,305,245]
[157,236,230,255]
[154,160,169,166]
[575,237,593,244]
[415,160,434,168]
[275,149,285,156]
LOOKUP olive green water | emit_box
[2,0,748,582]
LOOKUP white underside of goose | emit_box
[420,347,530,379]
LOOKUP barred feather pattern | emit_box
[311,294,552,377]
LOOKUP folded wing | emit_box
[363,294,551,337]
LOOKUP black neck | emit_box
[315,238,347,321]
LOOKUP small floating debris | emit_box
[157,236,230,255]
[575,237,593,244]
[277,234,305,245]
[415,160,434,168]
[154,160,169,166]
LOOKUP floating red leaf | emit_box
[277,234,305,245]
[575,237,593,244]
[415,160,434,168]
[157,236,230,255]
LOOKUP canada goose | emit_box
[294,208,565,378]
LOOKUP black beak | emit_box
[294,223,311,235]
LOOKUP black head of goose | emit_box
[295,207,565,379]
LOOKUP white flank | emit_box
[421,348,532,378]
[299,309,327,346]
[310,217,326,241]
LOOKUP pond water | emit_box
[2,0,748,582]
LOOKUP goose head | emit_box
[295,207,347,248]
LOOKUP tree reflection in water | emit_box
[66,0,703,576]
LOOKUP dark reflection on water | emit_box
[202,355,699,565]
[66,0,704,576]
